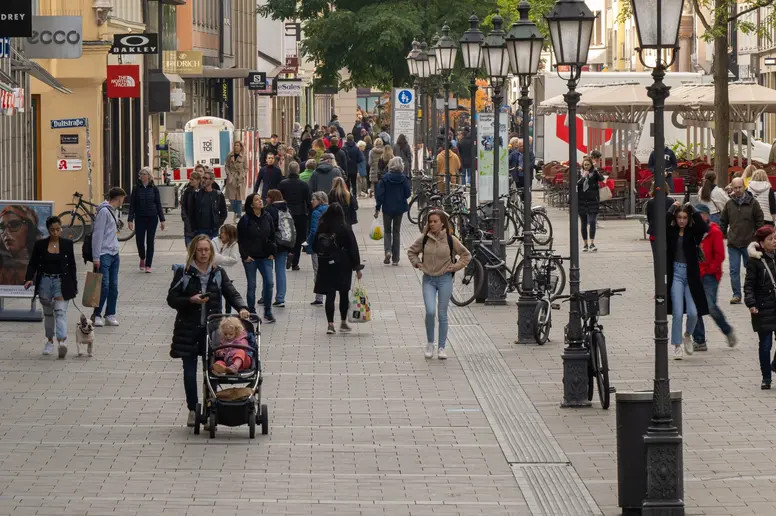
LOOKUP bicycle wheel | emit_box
[549,258,566,300]
[57,211,87,242]
[504,213,519,245]
[116,206,135,242]
[531,211,553,246]
[586,338,595,402]
[592,332,611,409]
[532,299,551,345]
[417,205,432,233]
[407,196,420,224]
[451,257,484,307]
[451,212,468,242]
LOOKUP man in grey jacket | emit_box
[92,187,126,327]
[308,154,343,194]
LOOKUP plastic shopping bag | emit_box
[369,218,384,240]
[348,280,371,323]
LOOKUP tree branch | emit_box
[729,0,776,22]
[693,0,711,31]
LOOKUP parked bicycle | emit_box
[529,252,567,345]
[407,175,439,225]
[58,191,134,243]
[515,249,566,301]
[554,288,625,409]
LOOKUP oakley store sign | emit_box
[110,34,159,55]
[0,0,32,37]
[24,16,83,59]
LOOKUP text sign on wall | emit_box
[391,88,416,167]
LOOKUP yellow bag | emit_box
[369,218,383,240]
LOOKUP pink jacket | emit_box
[215,329,251,361]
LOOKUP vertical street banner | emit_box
[391,88,416,168]
[477,106,510,203]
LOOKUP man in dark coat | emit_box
[254,152,284,201]
[342,134,364,192]
[278,161,312,270]
[189,170,227,239]
[308,154,343,194]
[328,137,349,175]
[260,134,281,166]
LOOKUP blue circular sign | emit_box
[397,89,413,105]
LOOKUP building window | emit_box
[592,11,603,47]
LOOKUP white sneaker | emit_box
[93,316,104,327]
[682,333,694,355]
[424,342,434,359]
[58,342,67,359]
[105,315,119,326]
[727,330,738,348]
[437,347,447,360]
[672,345,683,360]
[42,341,54,355]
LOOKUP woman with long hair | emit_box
[578,156,604,252]
[167,234,249,426]
[237,193,277,323]
[312,203,363,334]
[747,169,776,225]
[393,134,413,176]
[745,225,776,388]
[743,164,757,188]
[24,216,77,358]
[379,145,395,182]
[407,210,471,360]
[312,138,326,162]
[667,202,709,360]
[329,176,358,226]
[306,191,329,305]
[368,138,385,197]
[128,166,166,273]
[225,141,247,221]
[212,223,240,314]
[298,132,313,167]
[697,171,730,225]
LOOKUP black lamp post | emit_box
[631,0,685,511]
[460,13,483,228]
[434,24,457,195]
[545,0,595,407]
[481,13,510,306]
[428,34,440,183]
[407,39,421,173]
[506,0,544,343]
[415,43,431,173]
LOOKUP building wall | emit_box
[0,46,33,200]
[232,0,257,130]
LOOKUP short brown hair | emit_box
[108,187,126,200]
[267,189,284,204]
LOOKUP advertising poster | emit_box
[477,106,510,203]
[0,201,54,297]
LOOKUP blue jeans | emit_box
[728,246,748,299]
[274,252,287,303]
[39,276,68,341]
[692,275,733,344]
[422,273,453,348]
[243,258,274,315]
[758,332,776,382]
[230,199,242,218]
[671,262,697,345]
[461,168,472,185]
[134,215,158,267]
[95,253,120,317]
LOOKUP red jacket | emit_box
[699,222,725,281]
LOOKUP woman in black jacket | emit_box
[329,176,358,226]
[237,193,277,322]
[167,234,249,426]
[278,161,312,270]
[744,225,776,388]
[666,202,709,361]
[128,167,166,272]
[577,156,604,252]
[24,216,77,358]
[393,134,413,176]
[645,180,675,264]
[313,203,363,335]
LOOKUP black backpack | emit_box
[82,206,118,264]
[421,233,456,273]
[316,232,340,259]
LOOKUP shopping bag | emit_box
[347,280,371,323]
[82,271,103,308]
[369,218,384,240]
[599,186,613,202]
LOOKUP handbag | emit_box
[599,186,613,202]
[347,280,371,323]
[82,271,103,307]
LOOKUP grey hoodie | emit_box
[91,201,120,260]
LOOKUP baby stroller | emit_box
[194,313,269,438]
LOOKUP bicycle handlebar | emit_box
[611,288,627,294]
[72,192,83,198]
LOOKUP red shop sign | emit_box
[107,64,140,98]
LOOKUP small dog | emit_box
[75,314,94,357]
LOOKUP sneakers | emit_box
[93,316,105,327]
[264,314,276,324]
[272,301,285,308]
[384,252,391,264]
[327,324,336,334]
[340,321,352,333]
[682,333,694,355]
[763,379,772,390]
[589,244,598,252]
[187,410,196,427]
[105,315,119,326]
[286,260,292,270]
[437,347,447,360]
[139,259,145,271]
[145,267,152,273]
[310,300,323,306]
[292,266,301,271]
[42,341,54,355]
[212,362,228,376]
[424,342,434,359]
[257,298,264,305]
[58,342,67,359]
[692,340,708,352]
[582,244,589,252]
[727,330,738,348]
[672,345,683,360]
[730,296,742,304]
[391,261,399,266]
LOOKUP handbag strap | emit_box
[764,256,776,292]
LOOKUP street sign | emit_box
[163,50,203,75]
[51,118,88,129]
[0,38,10,59]
[476,107,510,203]
[391,88,416,164]
[110,33,158,54]
[60,134,79,145]
[57,159,82,171]
[276,80,303,97]
[245,71,267,90]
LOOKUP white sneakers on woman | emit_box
[424,344,447,359]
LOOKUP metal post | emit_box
[419,81,426,172]
[444,78,451,194]
[516,78,537,343]
[560,69,589,407]
[415,78,422,174]
[485,81,507,305]
[642,62,684,515]
[431,82,438,182]
[469,75,478,227]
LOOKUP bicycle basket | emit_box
[578,289,610,318]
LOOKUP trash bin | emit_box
[616,390,683,515]
[157,184,179,211]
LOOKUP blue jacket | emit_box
[648,147,678,173]
[305,204,328,254]
[375,171,411,215]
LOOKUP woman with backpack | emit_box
[329,176,358,226]
[265,189,293,308]
[368,138,385,197]
[237,193,277,323]
[407,210,471,360]
[312,203,363,335]
[167,234,249,427]
[128,166,165,273]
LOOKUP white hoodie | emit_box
[212,237,240,276]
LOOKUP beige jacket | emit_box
[407,230,471,277]
[224,152,247,201]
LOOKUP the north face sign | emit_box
[106,65,140,98]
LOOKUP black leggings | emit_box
[325,288,349,323]
[579,212,597,241]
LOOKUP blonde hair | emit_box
[330,176,351,205]
[382,145,394,160]
[357,141,366,150]
[219,317,244,340]
[312,138,325,152]
[185,234,216,270]
[374,138,384,148]
[752,169,769,182]
[743,164,757,179]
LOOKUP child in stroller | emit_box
[212,317,252,376]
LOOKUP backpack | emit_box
[170,264,222,293]
[421,233,456,274]
[316,232,342,262]
[82,206,118,264]
[276,209,296,248]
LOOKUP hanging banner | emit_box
[391,88,416,167]
[107,64,140,98]
[0,201,54,297]
[477,106,510,203]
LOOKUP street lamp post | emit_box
[630,0,686,511]
[428,37,440,182]
[434,23,458,196]
[481,13,510,306]
[545,0,595,406]
[407,39,421,173]
[415,43,431,173]
[506,0,544,343]
[460,13,484,228]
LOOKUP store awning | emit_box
[10,48,71,94]
[179,66,250,79]
[0,69,17,89]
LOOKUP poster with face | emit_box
[0,201,54,297]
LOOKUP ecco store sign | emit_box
[0,0,32,37]
[25,16,83,59]
[110,34,159,55]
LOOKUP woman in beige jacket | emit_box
[224,141,247,221]
[407,210,471,359]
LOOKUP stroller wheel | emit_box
[260,404,269,435]
[208,412,216,439]
[194,403,201,435]
[249,411,256,439]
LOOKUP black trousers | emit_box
[325,288,350,323]
[291,214,308,267]
[135,216,159,266]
